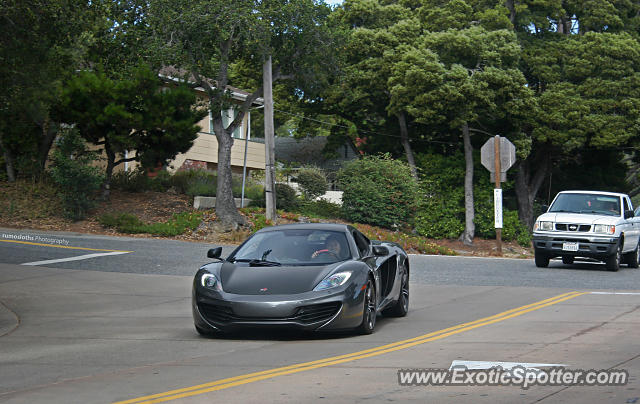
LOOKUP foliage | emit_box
[414,152,531,246]
[0,180,62,221]
[295,167,328,200]
[111,169,166,193]
[98,211,203,236]
[49,129,104,220]
[170,170,215,194]
[251,183,299,211]
[295,199,343,220]
[55,65,205,191]
[338,154,418,228]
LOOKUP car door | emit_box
[625,196,640,248]
[352,229,381,304]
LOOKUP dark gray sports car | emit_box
[192,223,409,335]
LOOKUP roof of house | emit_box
[159,66,263,104]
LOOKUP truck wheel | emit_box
[605,243,621,272]
[562,256,574,265]
[627,244,640,268]
[534,251,550,268]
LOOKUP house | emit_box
[122,67,266,176]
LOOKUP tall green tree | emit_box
[56,66,206,197]
[0,0,98,180]
[147,0,339,229]
[503,0,640,228]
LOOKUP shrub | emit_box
[186,181,216,197]
[338,154,418,228]
[250,183,299,211]
[171,169,215,194]
[297,199,342,219]
[296,167,327,200]
[50,129,104,220]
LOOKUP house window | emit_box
[222,108,242,139]
[208,110,213,134]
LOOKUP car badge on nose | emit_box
[260,288,268,292]
[569,225,577,231]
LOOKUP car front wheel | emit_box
[357,280,376,335]
[627,243,640,268]
[606,242,621,272]
[534,250,550,268]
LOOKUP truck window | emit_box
[550,193,620,216]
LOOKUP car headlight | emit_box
[594,224,615,234]
[313,272,352,291]
[534,221,554,231]
[201,272,222,292]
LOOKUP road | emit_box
[1,228,640,403]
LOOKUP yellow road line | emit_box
[115,291,586,404]
[0,239,132,253]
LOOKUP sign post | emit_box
[481,136,516,255]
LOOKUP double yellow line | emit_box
[0,239,132,253]
[115,291,585,404]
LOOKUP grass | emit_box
[98,211,203,236]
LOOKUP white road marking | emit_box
[449,360,566,370]
[21,251,131,266]
[590,292,640,295]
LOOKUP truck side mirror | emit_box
[624,210,634,219]
[541,205,549,213]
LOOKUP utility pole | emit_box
[263,55,277,222]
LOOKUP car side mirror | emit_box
[207,247,223,259]
[625,210,634,219]
[541,205,549,213]
[372,246,389,257]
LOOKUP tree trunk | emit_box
[460,122,475,246]
[397,112,418,180]
[102,140,116,200]
[0,135,16,182]
[263,56,277,222]
[213,118,246,230]
[514,149,551,230]
[38,118,58,175]
[505,0,516,25]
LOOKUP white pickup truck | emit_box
[532,190,640,271]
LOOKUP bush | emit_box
[295,167,327,200]
[297,199,342,219]
[250,183,299,211]
[50,129,104,220]
[186,181,216,197]
[170,169,215,194]
[338,154,418,228]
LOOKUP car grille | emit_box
[198,302,342,324]
[555,224,591,232]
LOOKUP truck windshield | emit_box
[549,193,621,216]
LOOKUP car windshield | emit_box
[549,193,621,216]
[228,229,351,266]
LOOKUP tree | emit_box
[0,0,98,180]
[147,0,338,229]
[506,0,640,228]
[56,66,205,197]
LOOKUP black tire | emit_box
[534,250,550,268]
[356,279,376,335]
[606,242,622,272]
[382,268,409,317]
[627,244,640,268]
[562,256,574,265]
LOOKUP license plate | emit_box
[563,242,579,252]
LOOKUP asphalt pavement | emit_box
[1,228,640,404]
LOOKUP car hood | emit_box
[537,212,620,225]
[219,262,340,295]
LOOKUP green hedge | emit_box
[338,154,418,229]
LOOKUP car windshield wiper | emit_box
[228,258,282,266]
[248,259,281,267]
